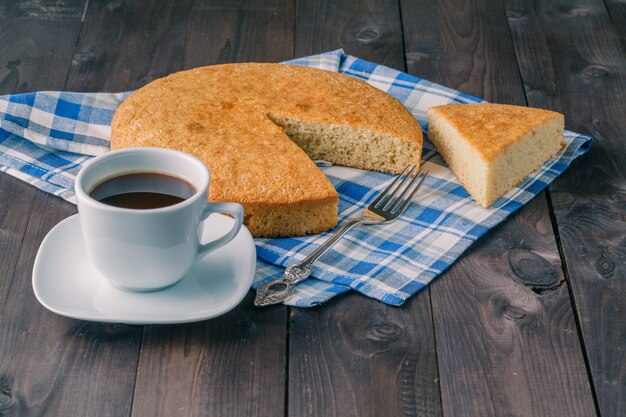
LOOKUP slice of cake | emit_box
[427,103,564,208]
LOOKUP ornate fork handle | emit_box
[254,165,428,307]
[254,218,367,306]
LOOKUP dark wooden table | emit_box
[0,1,624,416]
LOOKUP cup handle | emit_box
[198,202,244,257]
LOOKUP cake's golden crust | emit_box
[427,103,565,208]
[111,63,422,237]
[428,103,564,161]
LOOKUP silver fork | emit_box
[254,165,429,307]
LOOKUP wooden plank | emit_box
[289,293,441,417]
[0,0,86,314]
[0,4,87,410]
[183,0,294,69]
[129,1,293,416]
[505,0,626,415]
[402,0,525,104]
[605,0,626,51]
[66,0,193,91]
[430,198,595,416]
[295,0,404,66]
[401,0,597,415]
[132,294,287,417]
[0,177,36,313]
[0,1,194,415]
[289,2,442,417]
[0,0,86,93]
[0,194,141,416]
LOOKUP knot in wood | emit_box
[106,0,124,12]
[0,375,13,410]
[506,10,526,19]
[609,190,626,203]
[582,66,609,78]
[72,49,98,66]
[596,252,615,278]
[502,305,527,321]
[367,321,403,342]
[355,27,379,42]
[508,248,559,289]
[6,59,20,70]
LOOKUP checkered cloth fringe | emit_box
[0,50,592,307]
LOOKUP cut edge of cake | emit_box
[427,103,565,208]
[269,114,422,174]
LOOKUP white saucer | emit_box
[32,214,256,325]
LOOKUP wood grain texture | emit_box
[401,0,596,415]
[0,1,199,415]
[289,294,441,417]
[1,1,625,415]
[129,2,293,416]
[64,0,196,330]
[290,2,441,416]
[505,0,626,415]
[0,0,86,315]
[0,194,141,416]
[183,0,294,69]
[0,0,86,93]
[431,197,595,416]
[66,0,192,92]
[132,294,286,417]
[0,177,36,315]
[403,0,525,103]
[295,0,404,68]
[605,0,626,50]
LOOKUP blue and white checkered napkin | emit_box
[0,50,592,307]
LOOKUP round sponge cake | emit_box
[111,63,422,237]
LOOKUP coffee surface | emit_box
[90,173,196,210]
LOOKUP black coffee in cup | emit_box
[89,173,197,209]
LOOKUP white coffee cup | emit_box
[75,147,244,292]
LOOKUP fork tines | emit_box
[370,165,428,215]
